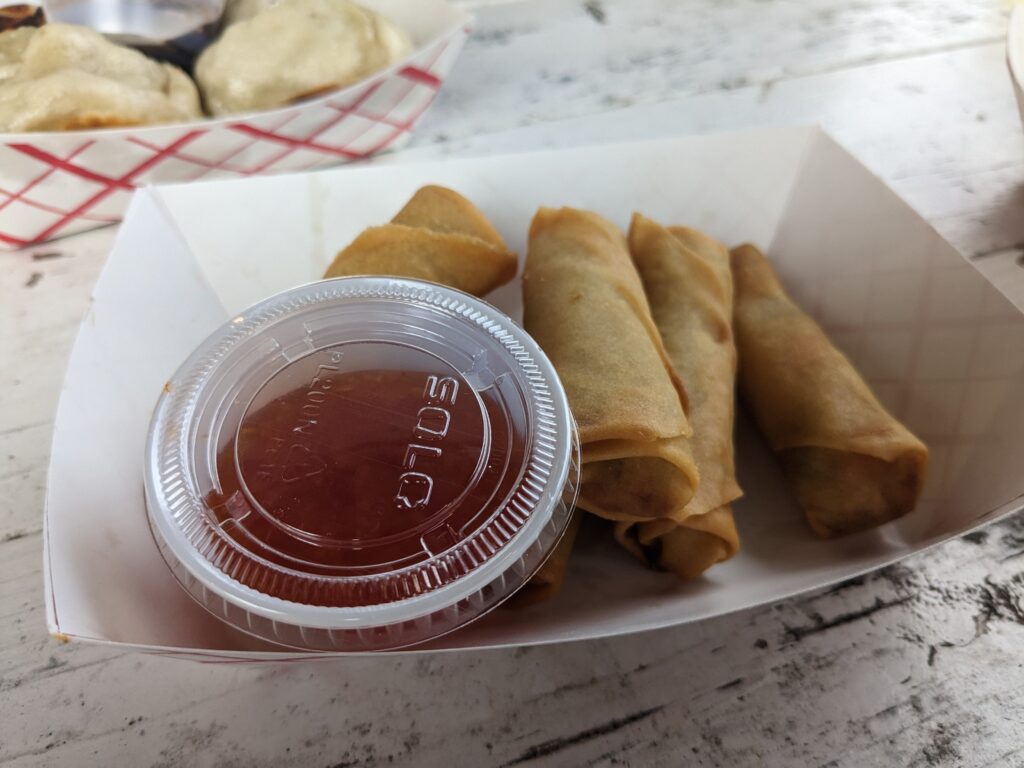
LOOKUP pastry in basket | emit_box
[223,0,273,24]
[731,244,929,537]
[614,215,742,580]
[0,23,201,131]
[195,0,412,116]
[0,22,200,131]
[324,184,517,297]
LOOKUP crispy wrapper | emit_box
[0,24,201,132]
[730,243,928,537]
[613,216,742,579]
[195,0,413,116]
[324,185,517,297]
[390,184,507,247]
[507,511,582,608]
[615,507,739,581]
[523,207,698,526]
[519,207,699,600]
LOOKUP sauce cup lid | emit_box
[144,276,579,652]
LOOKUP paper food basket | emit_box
[0,0,470,249]
[43,126,1024,659]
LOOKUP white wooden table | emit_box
[4,1,1024,765]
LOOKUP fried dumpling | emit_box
[195,0,413,116]
[0,23,201,131]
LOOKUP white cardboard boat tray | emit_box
[44,125,1024,659]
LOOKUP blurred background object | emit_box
[41,0,225,65]
[0,3,46,31]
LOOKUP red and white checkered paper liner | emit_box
[0,25,468,250]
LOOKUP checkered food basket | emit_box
[0,0,470,249]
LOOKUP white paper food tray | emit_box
[0,0,469,250]
[43,126,1024,660]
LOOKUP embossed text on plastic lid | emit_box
[144,277,579,652]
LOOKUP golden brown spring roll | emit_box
[324,185,517,297]
[391,184,506,246]
[613,216,742,580]
[523,207,698,525]
[617,508,739,581]
[508,511,582,607]
[731,244,928,537]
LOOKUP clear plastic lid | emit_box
[144,277,579,652]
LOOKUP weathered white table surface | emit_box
[4,1,1024,765]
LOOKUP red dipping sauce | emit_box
[208,341,529,605]
[145,278,578,651]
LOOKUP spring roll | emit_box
[523,207,698,525]
[731,244,928,537]
[617,508,739,581]
[508,511,582,607]
[614,216,742,579]
[324,185,517,297]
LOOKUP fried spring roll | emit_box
[614,216,742,579]
[324,185,517,297]
[523,207,698,525]
[616,507,739,581]
[390,184,507,246]
[731,244,928,537]
[508,511,582,607]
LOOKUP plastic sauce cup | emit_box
[144,277,580,651]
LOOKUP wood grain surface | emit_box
[2,0,1024,765]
